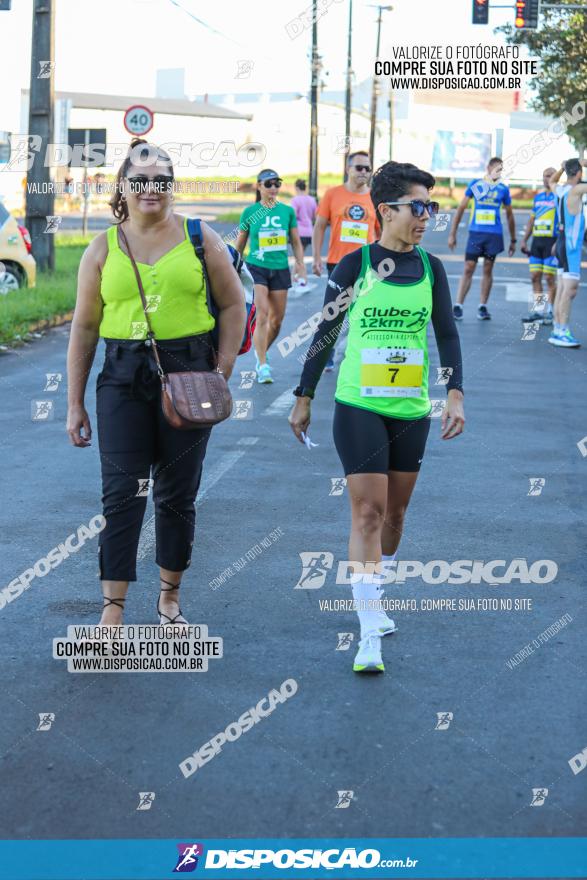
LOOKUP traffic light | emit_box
[472,0,489,25]
[515,0,540,29]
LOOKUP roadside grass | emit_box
[0,235,92,346]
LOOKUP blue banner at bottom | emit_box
[0,838,586,880]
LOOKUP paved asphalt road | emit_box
[0,219,586,856]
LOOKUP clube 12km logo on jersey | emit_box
[172,844,397,872]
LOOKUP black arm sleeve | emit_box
[428,253,464,394]
[298,250,362,391]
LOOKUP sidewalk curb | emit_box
[0,311,73,352]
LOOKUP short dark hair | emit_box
[565,158,582,178]
[295,179,306,190]
[370,161,435,223]
[487,156,503,170]
[347,150,370,166]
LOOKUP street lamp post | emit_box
[369,5,392,165]
[343,0,353,181]
[309,0,319,198]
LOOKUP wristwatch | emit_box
[293,385,315,400]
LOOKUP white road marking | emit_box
[505,282,533,302]
[263,389,295,416]
[136,436,259,560]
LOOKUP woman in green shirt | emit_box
[236,169,307,384]
[66,138,245,629]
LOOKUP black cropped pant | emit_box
[96,334,214,582]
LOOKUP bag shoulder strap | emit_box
[187,217,214,317]
[117,224,164,376]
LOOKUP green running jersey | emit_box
[335,245,433,419]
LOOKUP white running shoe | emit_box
[353,631,385,673]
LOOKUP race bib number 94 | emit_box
[360,348,424,398]
[340,221,368,243]
[258,229,287,252]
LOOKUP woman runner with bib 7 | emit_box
[289,162,465,675]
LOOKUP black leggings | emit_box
[333,401,431,475]
[96,335,214,582]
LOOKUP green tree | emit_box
[499,1,587,153]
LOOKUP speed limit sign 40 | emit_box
[124,105,154,136]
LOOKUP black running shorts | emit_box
[333,401,431,475]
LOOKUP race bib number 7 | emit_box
[360,348,424,398]
[258,228,287,252]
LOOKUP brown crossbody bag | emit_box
[118,225,233,429]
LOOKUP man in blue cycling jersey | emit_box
[520,167,558,325]
[547,157,587,348]
[448,157,516,321]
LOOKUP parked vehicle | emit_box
[0,201,36,294]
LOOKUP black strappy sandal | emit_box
[157,577,188,626]
[102,596,126,612]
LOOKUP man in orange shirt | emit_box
[312,151,380,370]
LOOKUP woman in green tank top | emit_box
[66,139,245,630]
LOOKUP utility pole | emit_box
[369,5,392,165]
[388,88,394,160]
[343,0,353,181]
[309,0,319,198]
[25,0,55,271]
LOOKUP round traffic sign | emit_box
[123,105,154,137]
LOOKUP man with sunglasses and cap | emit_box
[448,157,516,321]
[312,151,381,370]
[236,169,307,383]
[290,161,464,675]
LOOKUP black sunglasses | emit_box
[127,174,174,194]
[352,164,371,172]
[384,200,440,218]
[262,179,282,189]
